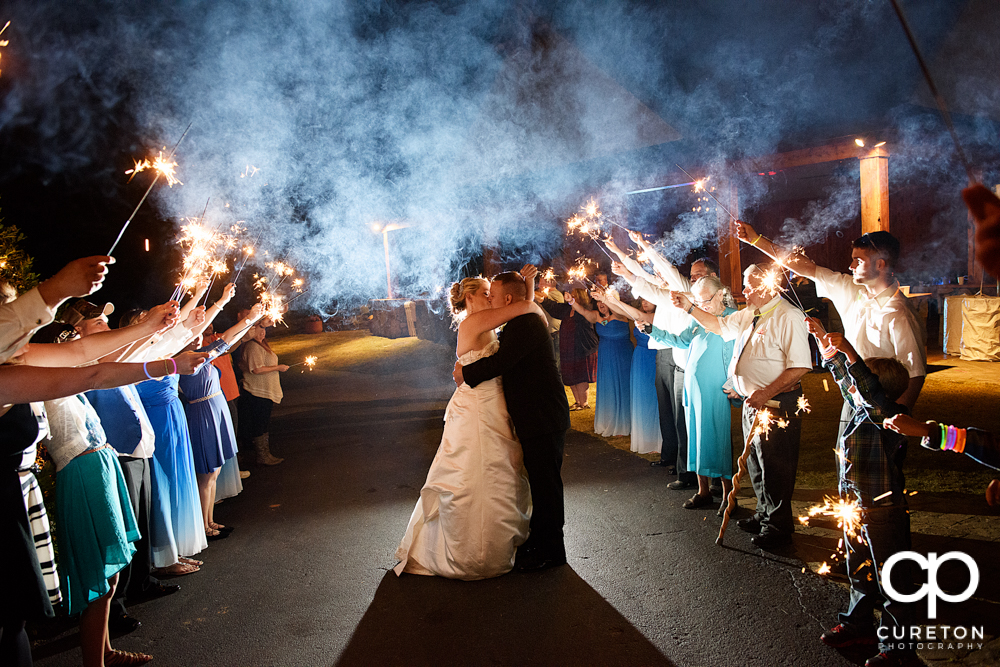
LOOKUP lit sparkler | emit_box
[796,396,811,415]
[800,495,864,543]
[125,150,183,187]
[290,355,317,372]
[0,21,10,78]
[107,122,193,255]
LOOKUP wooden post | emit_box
[716,182,742,297]
[482,246,501,278]
[859,146,890,234]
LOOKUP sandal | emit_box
[158,562,199,576]
[569,403,582,411]
[179,556,203,566]
[206,528,228,541]
[104,649,153,666]
[578,403,591,410]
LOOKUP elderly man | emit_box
[607,235,717,491]
[672,264,812,548]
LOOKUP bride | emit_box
[394,266,544,580]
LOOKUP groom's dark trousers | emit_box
[462,311,571,558]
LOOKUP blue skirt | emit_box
[186,394,238,474]
[594,320,633,437]
[630,340,662,454]
[215,455,243,502]
[56,447,138,616]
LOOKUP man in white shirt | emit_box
[734,223,925,410]
[609,237,718,490]
[673,264,812,549]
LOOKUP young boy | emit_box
[806,318,921,667]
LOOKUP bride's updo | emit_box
[449,277,488,316]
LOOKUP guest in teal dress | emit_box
[650,276,738,513]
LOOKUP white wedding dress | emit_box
[394,340,531,580]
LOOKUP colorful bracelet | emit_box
[939,423,948,451]
[170,358,178,375]
[946,425,958,451]
[954,427,967,454]
[142,361,154,381]
[751,234,762,247]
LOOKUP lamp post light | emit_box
[371,222,407,299]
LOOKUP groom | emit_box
[453,268,571,571]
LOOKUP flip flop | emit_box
[158,562,199,576]
[179,556,203,567]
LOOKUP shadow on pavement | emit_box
[336,567,675,667]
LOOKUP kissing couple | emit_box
[394,265,571,579]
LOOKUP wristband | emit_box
[163,359,170,376]
[170,358,178,375]
[686,303,694,314]
[954,428,967,454]
[939,423,948,451]
[945,425,958,451]
[751,234,762,247]
[142,361,154,380]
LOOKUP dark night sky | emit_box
[1,0,997,313]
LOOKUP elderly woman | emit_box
[649,276,737,513]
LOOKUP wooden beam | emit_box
[731,138,890,174]
[859,146,890,234]
[716,182,741,297]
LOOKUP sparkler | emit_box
[888,0,975,184]
[675,165,737,221]
[0,21,10,78]
[125,151,183,187]
[718,407,773,545]
[795,395,811,416]
[625,181,696,196]
[800,495,864,543]
[233,230,264,284]
[289,355,317,372]
[107,122,193,256]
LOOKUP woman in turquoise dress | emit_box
[650,276,737,513]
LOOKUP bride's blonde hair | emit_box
[449,277,488,318]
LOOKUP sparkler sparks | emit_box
[796,396,811,415]
[0,21,10,78]
[800,495,864,543]
[126,150,183,187]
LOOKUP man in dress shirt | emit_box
[70,300,181,632]
[0,255,113,362]
[609,237,717,490]
[673,264,812,549]
[734,223,925,410]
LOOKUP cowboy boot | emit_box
[253,434,283,466]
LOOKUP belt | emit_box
[189,391,224,405]
[79,443,112,457]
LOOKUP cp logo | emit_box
[882,551,979,618]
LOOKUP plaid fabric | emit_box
[824,352,907,508]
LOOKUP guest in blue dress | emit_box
[592,304,633,437]
[137,374,208,559]
[650,276,738,513]
[590,292,661,453]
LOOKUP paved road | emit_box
[30,346,898,667]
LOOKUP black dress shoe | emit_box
[666,479,696,490]
[736,517,762,534]
[649,461,676,473]
[135,582,180,601]
[515,553,567,572]
[751,531,792,549]
[682,493,715,509]
[108,613,141,634]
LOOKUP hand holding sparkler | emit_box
[609,261,635,282]
[883,413,933,440]
[288,355,318,372]
[174,350,211,375]
[140,301,181,336]
[37,256,115,308]
[670,291,692,313]
[627,230,647,247]
[520,264,538,296]
[214,283,237,309]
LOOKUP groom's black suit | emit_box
[462,311,570,559]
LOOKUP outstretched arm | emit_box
[565,293,602,324]
[592,287,651,324]
[735,220,818,279]
[605,239,659,286]
[628,231,687,290]
[670,292,720,335]
[458,315,547,388]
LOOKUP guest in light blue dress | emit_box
[631,316,663,454]
[137,374,208,559]
[650,276,738,512]
[593,302,633,437]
